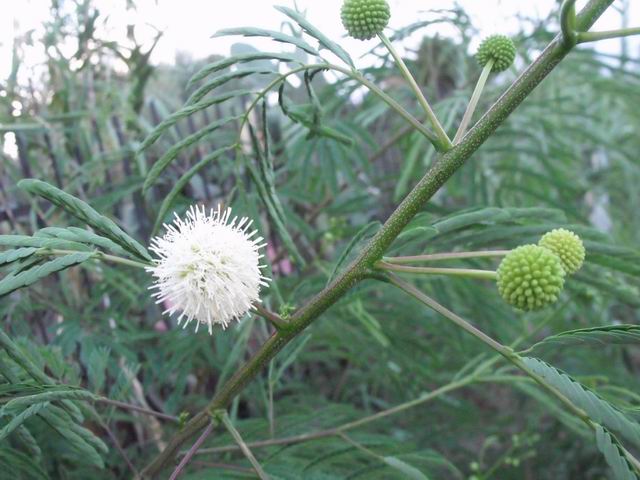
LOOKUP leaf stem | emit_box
[376,261,498,280]
[560,0,578,47]
[216,411,269,479]
[168,421,215,480]
[378,32,453,151]
[251,303,288,331]
[577,27,640,43]
[383,250,510,264]
[39,249,151,269]
[96,397,179,423]
[239,63,441,150]
[453,59,494,144]
[386,272,640,466]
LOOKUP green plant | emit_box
[1,0,640,478]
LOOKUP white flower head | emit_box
[147,205,269,334]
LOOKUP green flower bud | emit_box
[341,0,390,41]
[476,34,516,72]
[497,245,565,311]
[539,228,585,275]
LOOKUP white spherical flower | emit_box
[147,205,269,334]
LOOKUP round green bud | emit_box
[341,0,390,41]
[476,34,516,72]
[497,245,565,311]
[539,228,585,275]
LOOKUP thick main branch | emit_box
[141,1,614,476]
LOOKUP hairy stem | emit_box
[141,2,614,476]
[378,32,453,151]
[376,261,498,280]
[453,59,494,144]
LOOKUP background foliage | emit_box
[0,1,639,478]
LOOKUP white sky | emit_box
[0,0,636,82]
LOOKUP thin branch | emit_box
[96,397,179,423]
[98,416,139,477]
[251,303,288,330]
[217,411,269,479]
[453,59,494,144]
[378,32,453,151]
[169,421,215,480]
[578,27,640,43]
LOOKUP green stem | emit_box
[561,0,578,47]
[578,27,640,43]
[39,249,151,269]
[376,260,498,280]
[453,59,494,144]
[184,307,563,458]
[216,411,269,480]
[385,274,619,441]
[95,397,178,423]
[383,250,510,264]
[239,63,441,149]
[251,304,288,330]
[378,32,453,151]
[141,2,615,476]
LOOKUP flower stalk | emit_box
[383,250,510,264]
[375,260,498,280]
[577,27,640,43]
[453,59,494,144]
[378,32,453,151]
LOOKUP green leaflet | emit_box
[328,221,382,286]
[275,6,355,68]
[143,116,240,193]
[190,52,300,85]
[0,252,94,297]
[186,68,274,105]
[595,425,638,480]
[1,389,97,416]
[35,226,128,256]
[0,235,91,251]
[246,112,305,266]
[528,324,640,352]
[138,90,251,152]
[0,402,50,443]
[522,357,640,449]
[152,146,235,236]
[213,27,320,56]
[17,179,151,261]
[383,456,431,480]
[0,248,37,266]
